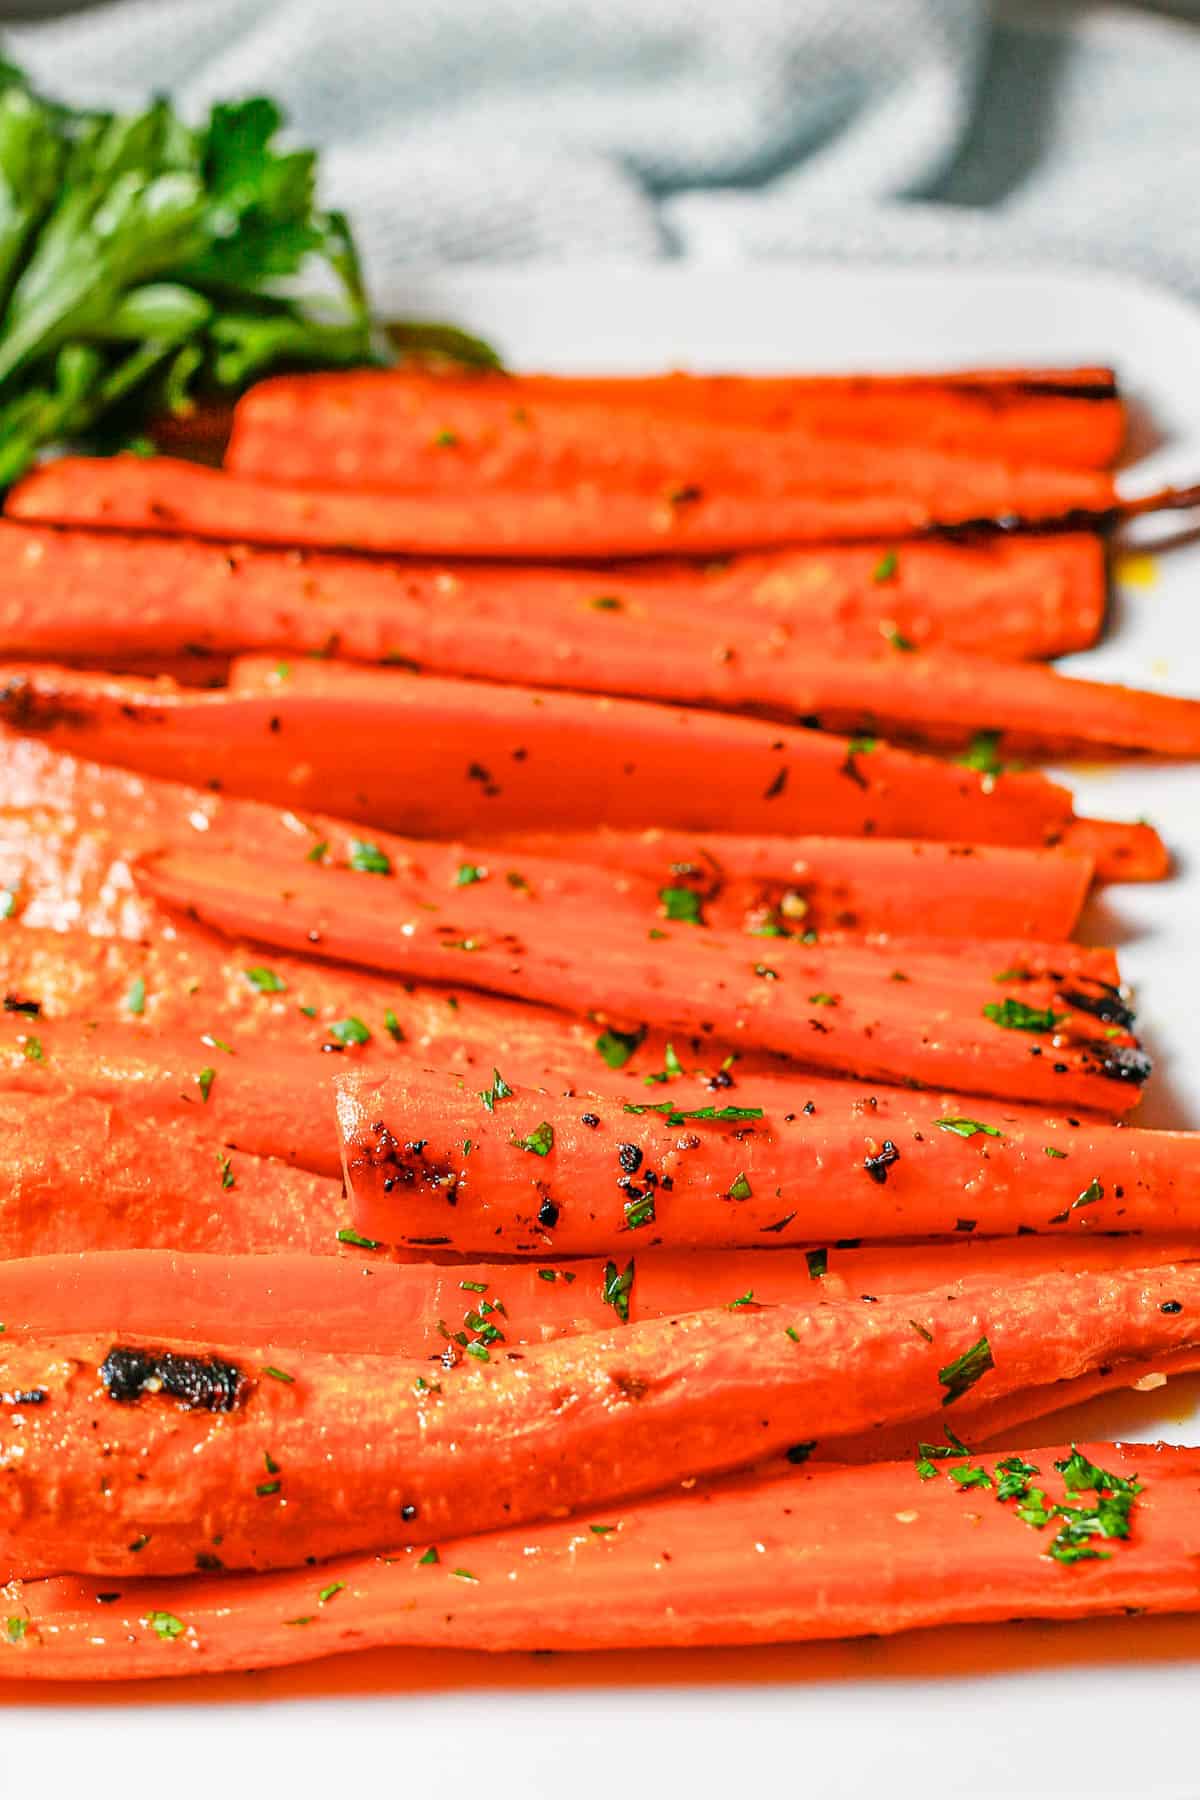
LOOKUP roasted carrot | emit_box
[227,627,1200,758]
[0,520,1109,665]
[482,827,1095,941]
[336,1058,1196,1255]
[7,1440,1192,1680]
[6,453,1124,557]
[0,660,1162,880]
[5,1263,1200,1578]
[0,1094,344,1259]
[142,842,1145,1112]
[222,370,1123,510]
[228,365,1127,467]
[0,724,1102,945]
[8,1238,1200,1350]
[2,1244,1196,1465]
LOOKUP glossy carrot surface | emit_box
[6,453,1120,556]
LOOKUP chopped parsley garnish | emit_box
[217,1151,235,1191]
[589,1523,617,1534]
[479,1068,513,1112]
[983,998,1066,1034]
[317,1582,345,1605]
[959,729,1004,776]
[336,1227,382,1249]
[327,1016,371,1046]
[196,1066,215,1103]
[465,1341,490,1361]
[201,1034,235,1055]
[994,1455,1040,1501]
[622,1101,763,1127]
[125,976,146,1015]
[728,1290,756,1309]
[845,735,878,756]
[1054,1448,1140,1498]
[753,962,779,981]
[727,1171,752,1201]
[602,1257,635,1323]
[805,1248,828,1280]
[256,1479,281,1496]
[306,839,329,863]
[934,1117,1003,1140]
[455,863,486,886]
[419,1547,439,1565]
[0,889,16,921]
[808,992,837,1007]
[590,595,623,611]
[948,1465,993,1491]
[384,1008,403,1041]
[244,966,286,993]
[262,1365,294,1384]
[21,1036,42,1063]
[623,1193,656,1230]
[937,1335,994,1406]
[1073,1177,1103,1210]
[348,839,392,876]
[1044,1145,1067,1158]
[596,1023,647,1070]
[658,885,704,925]
[881,622,916,650]
[645,1040,684,1085]
[451,1568,479,1583]
[459,1279,488,1294]
[511,1120,554,1157]
[6,1617,27,1642]
[146,1611,185,1640]
[871,549,899,583]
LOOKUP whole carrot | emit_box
[1,660,1162,877]
[5,1263,1200,1577]
[335,1059,1191,1255]
[6,1440,1191,1681]
[142,844,1148,1112]
[0,519,1108,664]
[222,370,1122,508]
[229,364,1127,466]
[6,453,1122,556]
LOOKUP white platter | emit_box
[6,262,1200,1800]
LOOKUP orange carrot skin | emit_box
[223,371,1121,509]
[0,727,1098,946]
[7,1238,1199,1352]
[230,365,1127,466]
[143,845,1146,1114]
[0,660,1089,851]
[0,1094,344,1260]
[0,519,1108,664]
[484,827,1095,941]
[10,1440,1198,1680]
[1059,817,1171,883]
[6,1264,1200,1577]
[336,1062,1188,1254]
[217,600,1200,757]
[6,454,1119,557]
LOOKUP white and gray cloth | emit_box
[10,0,1200,298]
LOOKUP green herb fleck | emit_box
[419,1547,439,1566]
[983,998,1066,1034]
[328,1016,371,1047]
[455,863,486,886]
[337,1227,382,1249]
[602,1257,635,1323]
[348,839,392,876]
[871,550,899,583]
[217,1151,235,1191]
[479,1068,513,1112]
[935,1117,1003,1140]
[146,1611,185,1641]
[596,1023,647,1070]
[511,1120,554,1157]
[805,1248,828,1280]
[659,885,704,925]
[244,966,286,993]
[938,1335,994,1406]
[126,975,146,1015]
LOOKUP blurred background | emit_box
[3,0,1200,300]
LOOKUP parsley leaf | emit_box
[983,998,1066,1034]
[602,1257,635,1323]
[511,1120,554,1157]
[595,1023,647,1070]
[937,1335,994,1406]
[479,1068,513,1113]
[934,1116,1004,1140]
[658,885,704,924]
[348,839,392,875]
